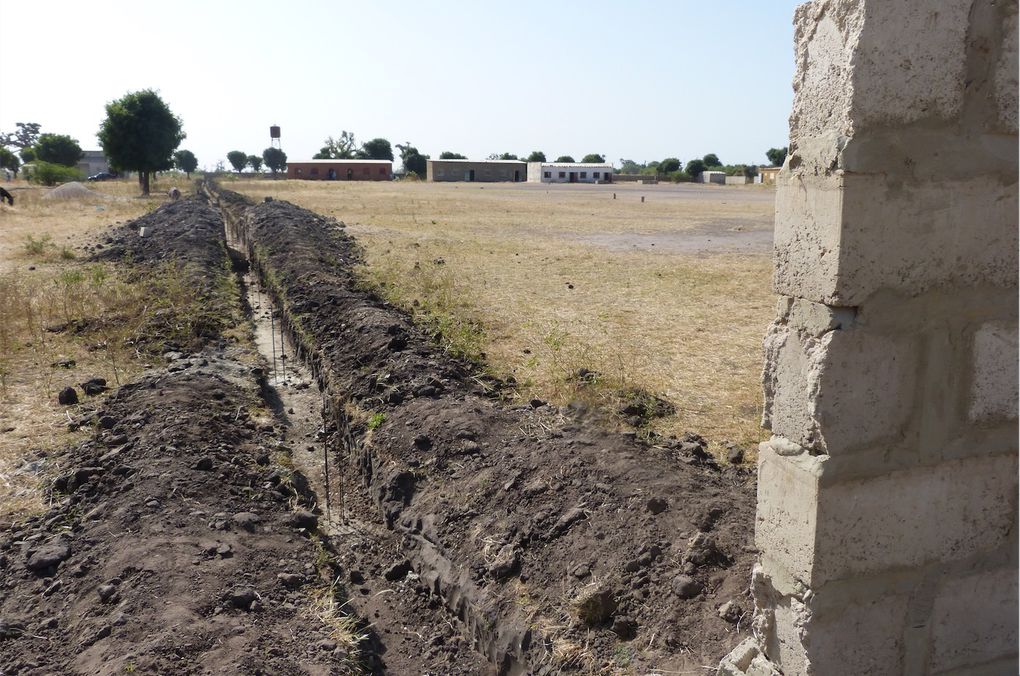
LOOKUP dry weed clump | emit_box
[228,180,775,454]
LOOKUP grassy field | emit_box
[229,178,776,453]
[0,176,189,517]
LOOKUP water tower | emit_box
[269,125,281,149]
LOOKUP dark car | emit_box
[87,172,118,181]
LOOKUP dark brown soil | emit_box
[216,188,758,674]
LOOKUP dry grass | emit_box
[0,176,192,519]
[229,179,776,453]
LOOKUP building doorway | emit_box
[569,172,578,183]
[467,169,476,182]
[328,168,336,180]
[514,170,520,182]
[346,169,353,180]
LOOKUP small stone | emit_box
[671,574,703,599]
[727,446,745,464]
[277,573,305,589]
[216,544,233,558]
[318,639,338,651]
[683,532,721,567]
[611,616,638,640]
[573,586,617,626]
[413,434,432,450]
[287,511,318,531]
[94,624,112,640]
[487,545,520,580]
[349,570,365,584]
[719,600,743,623]
[255,453,271,466]
[529,399,546,408]
[58,387,78,406]
[232,512,260,532]
[43,580,63,597]
[571,564,591,579]
[81,378,108,396]
[193,457,214,471]
[38,617,59,631]
[98,415,117,429]
[229,587,258,610]
[383,560,412,582]
[26,539,71,574]
[97,584,118,603]
[646,497,668,514]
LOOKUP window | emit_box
[594,172,600,179]
[580,172,587,179]
[559,171,566,178]
[544,171,551,178]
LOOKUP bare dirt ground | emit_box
[225,179,776,454]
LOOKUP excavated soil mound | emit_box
[225,193,758,673]
[42,182,107,201]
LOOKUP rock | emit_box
[0,620,24,639]
[719,600,743,623]
[529,399,546,408]
[42,580,62,597]
[550,506,587,537]
[412,434,432,450]
[383,560,412,582]
[349,570,365,585]
[232,512,260,532]
[727,446,745,464]
[523,479,547,496]
[81,378,108,396]
[318,639,338,651]
[287,510,318,531]
[51,358,75,369]
[646,497,668,514]
[573,586,617,626]
[277,573,305,589]
[57,387,78,405]
[98,416,117,429]
[94,624,112,640]
[487,545,520,580]
[97,584,118,603]
[671,574,703,599]
[255,453,271,466]
[611,616,638,640]
[571,564,591,579]
[228,587,258,610]
[216,544,233,558]
[26,538,71,574]
[193,457,214,471]
[683,532,721,567]
[37,617,59,631]
[697,505,725,532]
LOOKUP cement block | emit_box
[928,567,1019,673]
[969,321,1019,423]
[995,10,1018,134]
[773,174,844,304]
[755,448,822,583]
[803,593,908,676]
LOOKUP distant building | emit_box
[698,170,726,185]
[287,159,392,181]
[77,150,111,177]
[758,166,781,185]
[426,159,527,182]
[527,162,614,184]
[725,175,751,185]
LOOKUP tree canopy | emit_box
[685,159,706,177]
[702,153,721,167]
[173,149,198,177]
[766,147,788,167]
[581,153,605,163]
[314,131,357,159]
[659,157,681,174]
[526,151,546,162]
[359,137,393,161]
[0,147,20,175]
[34,134,83,167]
[555,155,575,163]
[439,151,467,160]
[226,150,248,173]
[247,155,263,173]
[19,147,36,163]
[396,142,428,178]
[2,122,41,150]
[263,147,287,175]
[98,89,185,195]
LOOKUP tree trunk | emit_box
[140,171,150,195]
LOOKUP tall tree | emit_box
[263,147,287,176]
[2,122,41,150]
[526,151,546,162]
[313,131,357,159]
[226,150,248,173]
[702,153,721,167]
[395,142,428,178]
[19,147,36,163]
[439,151,467,159]
[581,153,605,163]
[685,159,706,177]
[765,147,788,167]
[247,155,263,173]
[0,147,20,176]
[173,149,198,178]
[555,155,575,163]
[35,134,83,167]
[659,157,681,173]
[359,137,393,161]
[98,89,185,195]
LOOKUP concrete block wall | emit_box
[724,1,1019,674]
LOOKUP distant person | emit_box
[0,187,13,206]
[168,187,181,201]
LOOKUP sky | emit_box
[0,0,804,172]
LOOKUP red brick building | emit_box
[286,159,392,181]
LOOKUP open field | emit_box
[229,178,777,451]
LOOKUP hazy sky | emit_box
[0,0,804,171]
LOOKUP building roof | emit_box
[427,159,526,164]
[290,159,392,164]
[535,162,614,169]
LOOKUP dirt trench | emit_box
[204,183,759,674]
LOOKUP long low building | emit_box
[287,159,392,181]
[527,162,614,184]
[426,159,527,182]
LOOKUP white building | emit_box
[698,170,726,185]
[527,162,614,184]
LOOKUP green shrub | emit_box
[26,161,83,186]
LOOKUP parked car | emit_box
[87,172,118,181]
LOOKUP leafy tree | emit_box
[226,150,248,173]
[702,153,721,167]
[247,155,263,173]
[263,147,287,176]
[35,134,83,167]
[395,142,428,178]
[618,159,642,174]
[659,157,681,174]
[499,152,519,160]
[0,147,20,176]
[581,153,605,163]
[685,159,706,177]
[555,155,575,163]
[314,131,358,159]
[359,137,393,161]
[2,122,41,150]
[173,149,198,178]
[439,151,467,159]
[27,161,82,186]
[98,89,185,195]
[766,146,788,167]
[20,147,36,163]
[526,151,546,162]
[744,164,759,178]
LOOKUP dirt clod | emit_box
[573,586,618,626]
[57,387,78,405]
